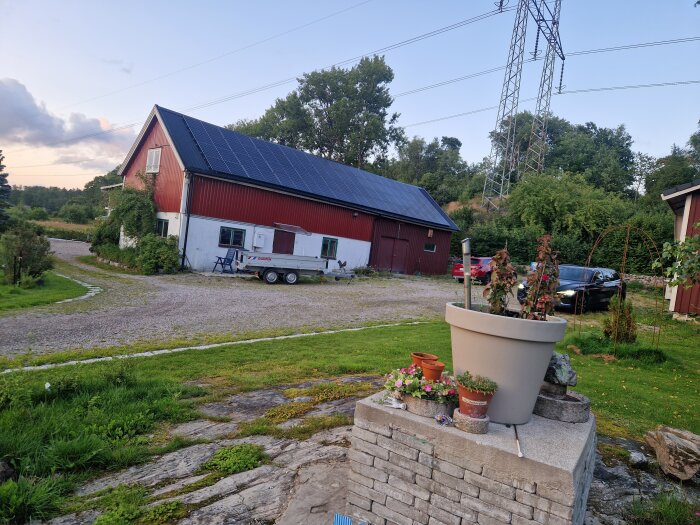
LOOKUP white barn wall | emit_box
[183,215,370,272]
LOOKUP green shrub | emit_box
[111,188,156,239]
[200,444,267,475]
[0,476,66,524]
[93,244,139,269]
[35,225,92,242]
[0,222,52,284]
[58,202,94,224]
[136,234,180,275]
[604,296,637,343]
[92,218,120,248]
[563,332,666,364]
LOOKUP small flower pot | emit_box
[457,384,494,419]
[402,395,455,418]
[421,360,445,381]
[411,352,439,368]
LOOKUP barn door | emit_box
[391,239,409,273]
[273,230,295,254]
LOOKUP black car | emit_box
[517,265,626,312]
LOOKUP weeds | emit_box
[626,493,699,525]
[200,444,267,475]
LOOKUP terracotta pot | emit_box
[457,384,494,419]
[421,360,445,381]
[445,302,567,424]
[410,352,439,368]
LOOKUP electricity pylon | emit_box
[482,0,565,210]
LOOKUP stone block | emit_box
[516,490,573,520]
[393,428,435,454]
[348,448,374,467]
[433,457,465,479]
[464,469,516,500]
[350,460,388,483]
[416,474,463,502]
[346,491,372,511]
[376,434,420,461]
[374,457,416,483]
[349,468,374,489]
[389,451,432,478]
[374,480,414,505]
[430,493,478,523]
[481,489,534,519]
[429,517,457,525]
[482,466,537,493]
[389,474,431,501]
[418,451,435,468]
[355,417,393,437]
[347,503,386,525]
[533,508,569,525]
[351,436,390,461]
[352,425,379,444]
[477,514,511,525]
[434,447,484,474]
[432,469,479,498]
[386,495,430,524]
[427,503,464,525]
[460,493,512,523]
[347,478,386,506]
[511,516,539,525]
[373,502,414,525]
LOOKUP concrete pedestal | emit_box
[348,393,596,525]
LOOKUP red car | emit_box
[452,257,493,284]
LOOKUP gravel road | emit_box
[1,240,478,357]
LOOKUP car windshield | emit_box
[559,267,593,282]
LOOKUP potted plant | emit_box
[456,371,498,419]
[410,352,439,368]
[384,365,458,418]
[445,235,567,424]
[421,360,445,381]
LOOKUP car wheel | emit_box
[283,271,299,285]
[457,278,464,284]
[263,269,279,284]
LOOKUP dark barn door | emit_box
[375,236,409,273]
[273,230,295,254]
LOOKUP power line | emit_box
[9,33,700,163]
[12,78,700,180]
[57,0,375,110]
[7,6,510,155]
[404,79,700,128]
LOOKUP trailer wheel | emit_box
[263,269,280,284]
[283,271,299,285]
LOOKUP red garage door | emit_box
[375,236,409,273]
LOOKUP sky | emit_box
[1,0,699,189]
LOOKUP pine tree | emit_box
[0,151,11,233]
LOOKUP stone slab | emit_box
[453,408,490,434]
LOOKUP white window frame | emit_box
[146,147,162,174]
[424,243,437,253]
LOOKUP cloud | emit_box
[0,78,134,148]
[53,154,119,172]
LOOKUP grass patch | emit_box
[0,475,68,524]
[200,444,267,475]
[264,401,315,423]
[76,255,141,275]
[563,332,667,363]
[236,414,352,441]
[0,272,86,312]
[597,442,630,466]
[282,381,377,402]
[626,493,700,525]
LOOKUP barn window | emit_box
[321,237,338,259]
[146,148,162,174]
[424,243,437,253]
[219,227,246,247]
[155,219,169,238]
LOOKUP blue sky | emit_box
[2,0,699,189]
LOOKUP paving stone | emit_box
[170,419,238,440]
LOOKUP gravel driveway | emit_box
[1,240,477,357]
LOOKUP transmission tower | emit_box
[482,0,565,210]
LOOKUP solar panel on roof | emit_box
[156,105,457,230]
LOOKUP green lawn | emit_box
[0,289,697,522]
[0,272,87,312]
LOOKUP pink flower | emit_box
[400,368,407,373]
[423,384,433,392]
[395,380,403,388]
[448,389,455,395]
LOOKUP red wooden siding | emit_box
[674,192,700,314]
[122,120,183,213]
[190,175,375,242]
[369,218,451,275]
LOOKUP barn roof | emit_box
[148,105,457,231]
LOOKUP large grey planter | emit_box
[445,302,567,425]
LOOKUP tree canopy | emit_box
[228,56,404,169]
[0,151,10,233]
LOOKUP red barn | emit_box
[662,178,700,316]
[118,106,457,274]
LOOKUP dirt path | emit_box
[2,240,472,357]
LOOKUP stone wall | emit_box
[347,394,596,525]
